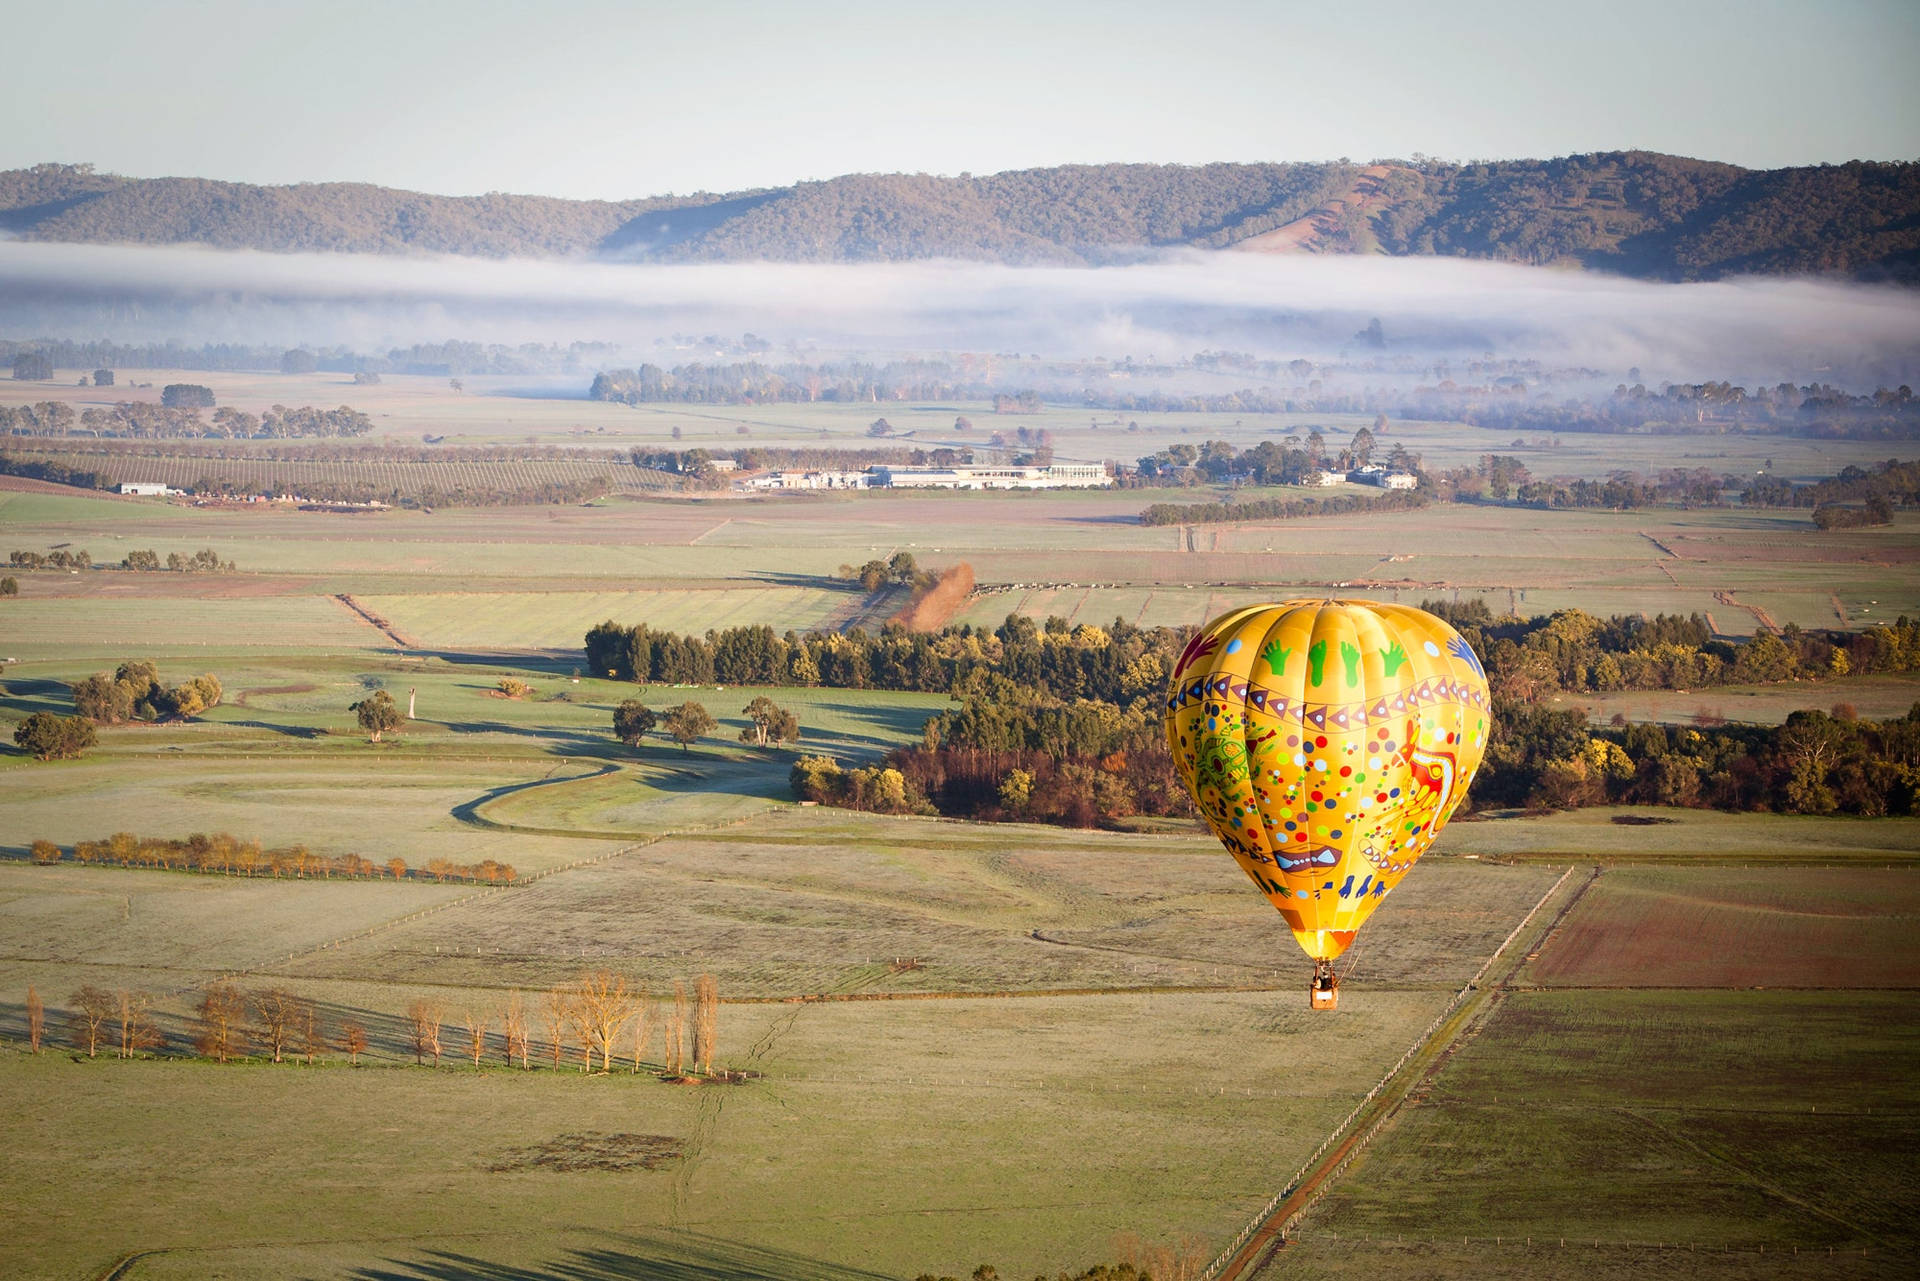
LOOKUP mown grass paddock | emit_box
[8,484,1918,653]
[1242,849,1920,1280]
[3,397,1918,1279]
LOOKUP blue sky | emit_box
[6,0,1916,198]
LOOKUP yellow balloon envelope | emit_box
[1166,600,1490,973]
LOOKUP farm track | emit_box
[333,594,414,648]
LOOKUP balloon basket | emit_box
[1309,960,1340,1011]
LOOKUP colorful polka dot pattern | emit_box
[1166,600,1490,962]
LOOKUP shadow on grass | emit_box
[428,719,634,762]
[743,569,863,593]
[221,718,327,739]
[0,677,77,717]
[451,764,622,828]
[409,650,583,676]
[345,1232,895,1281]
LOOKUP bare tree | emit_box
[115,989,162,1058]
[26,985,43,1053]
[406,999,445,1066]
[193,981,248,1062]
[502,990,529,1069]
[541,987,569,1069]
[341,1021,369,1066]
[252,988,305,1063]
[565,988,596,1072]
[665,980,689,1075]
[693,974,718,1076]
[69,984,115,1058]
[298,1001,329,1065]
[572,971,637,1073]
[463,1010,490,1069]
[629,993,653,1072]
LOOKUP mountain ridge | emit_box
[3,153,1916,281]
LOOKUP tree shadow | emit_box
[221,718,326,739]
[409,650,583,675]
[741,570,863,594]
[0,677,77,717]
[426,719,634,761]
[345,1231,895,1281]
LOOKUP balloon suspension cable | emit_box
[1336,937,1365,984]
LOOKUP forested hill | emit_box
[4,153,1917,280]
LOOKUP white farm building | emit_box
[868,463,1112,490]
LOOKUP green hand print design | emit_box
[1340,641,1361,686]
[1260,639,1292,676]
[1307,639,1327,686]
[1381,640,1409,676]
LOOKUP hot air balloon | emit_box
[1166,600,1490,1009]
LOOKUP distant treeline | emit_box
[577,349,1920,446]
[27,831,517,884]
[591,359,978,405]
[1141,489,1426,526]
[1,400,375,440]
[1744,459,1920,530]
[0,336,621,377]
[22,439,634,464]
[1136,446,1919,524]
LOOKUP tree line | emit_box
[25,831,517,884]
[1140,488,1426,526]
[1,336,620,377]
[1484,701,1920,814]
[1,400,376,440]
[18,970,721,1077]
[9,547,234,572]
[576,605,1920,829]
[687,602,1920,828]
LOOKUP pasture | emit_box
[1271,989,1920,1279]
[7,484,1917,655]
[1253,856,1920,1279]
[0,780,1566,1281]
[3,376,1918,1280]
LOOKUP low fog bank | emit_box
[2,241,1916,389]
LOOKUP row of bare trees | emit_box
[21,982,365,1064]
[404,972,720,1076]
[21,974,719,1076]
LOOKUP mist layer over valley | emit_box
[3,241,1917,392]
